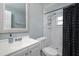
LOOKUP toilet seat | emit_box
[42,47,58,56]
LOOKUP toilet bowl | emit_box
[42,47,58,56]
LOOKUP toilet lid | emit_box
[42,47,58,56]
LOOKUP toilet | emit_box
[42,47,58,56]
[37,37,59,56]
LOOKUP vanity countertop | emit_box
[0,36,39,56]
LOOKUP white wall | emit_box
[29,3,43,39]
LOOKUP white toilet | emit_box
[37,37,59,56]
[42,47,58,56]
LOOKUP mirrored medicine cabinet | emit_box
[0,3,29,33]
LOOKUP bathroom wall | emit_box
[0,3,44,40]
[0,32,28,40]
[29,3,44,39]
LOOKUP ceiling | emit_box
[41,3,55,8]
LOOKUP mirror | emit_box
[4,3,26,29]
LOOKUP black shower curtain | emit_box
[63,3,79,56]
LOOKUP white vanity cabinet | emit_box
[27,42,40,56]
[0,3,29,33]
[8,42,40,56]
[8,48,28,56]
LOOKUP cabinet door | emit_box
[8,43,40,56]
[9,48,28,56]
[28,43,41,56]
[24,52,29,56]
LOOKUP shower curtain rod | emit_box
[44,3,74,15]
[45,8,63,15]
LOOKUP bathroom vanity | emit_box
[0,36,41,56]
